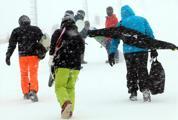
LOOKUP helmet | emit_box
[75,10,85,20]
[106,6,113,16]
[18,15,31,26]
[61,15,75,29]
[77,10,85,17]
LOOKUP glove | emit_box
[172,47,178,51]
[108,53,115,67]
[6,56,11,66]
[150,49,158,58]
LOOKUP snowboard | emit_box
[88,26,178,50]
[39,33,50,51]
[94,36,106,47]
[76,20,85,32]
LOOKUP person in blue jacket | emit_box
[109,5,158,102]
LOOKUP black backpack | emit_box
[148,59,165,95]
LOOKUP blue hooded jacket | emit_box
[109,5,154,54]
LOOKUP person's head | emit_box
[61,15,76,29]
[64,10,74,18]
[75,10,85,20]
[106,6,113,16]
[61,10,76,29]
[121,5,135,19]
[18,15,31,26]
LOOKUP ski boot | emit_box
[61,100,73,119]
[143,89,151,102]
[29,90,38,102]
[129,91,137,101]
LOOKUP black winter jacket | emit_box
[6,25,43,57]
[49,27,85,70]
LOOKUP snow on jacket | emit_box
[49,26,85,70]
[109,5,154,54]
[6,25,43,57]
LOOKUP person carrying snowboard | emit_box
[49,12,85,119]
[104,6,119,63]
[88,5,158,102]
[110,5,158,102]
[5,15,43,102]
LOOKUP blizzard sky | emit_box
[0,0,178,42]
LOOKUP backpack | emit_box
[148,58,165,95]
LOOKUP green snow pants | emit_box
[55,68,79,111]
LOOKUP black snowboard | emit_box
[88,26,178,50]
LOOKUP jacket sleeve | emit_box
[49,30,61,55]
[35,26,43,42]
[6,29,18,57]
[144,19,154,38]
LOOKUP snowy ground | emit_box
[0,37,178,120]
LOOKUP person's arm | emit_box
[5,29,18,65]
[49,29,61,56]
[6,29,18,58]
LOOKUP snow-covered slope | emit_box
[0,37,177,120]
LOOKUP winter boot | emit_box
[143,89,151,102]
[61,100,73,119]
[129,91,137,101]
[24,93,30,100]
[29,90,38,102]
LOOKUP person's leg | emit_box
[124,53,139,94]
[55,68,73,118]
[19,56,29,95]
[114,50,119,63]
[67,70,79,111]
[28,56,39,102]
[105,40,110,63]
[29,56,39,93]
[136,52,151,102]
[136,52,149,92]
[55,68,71,107]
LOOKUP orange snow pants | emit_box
[19,56,39,94]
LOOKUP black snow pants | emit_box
[124,51,149,93]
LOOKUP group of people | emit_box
[5,4,158,119]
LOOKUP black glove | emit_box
[108,53,115,67]
[150,49,158,58]
[6,56,11,66]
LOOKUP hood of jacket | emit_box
[121,5,135,19]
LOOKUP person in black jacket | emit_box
[49,13,85,119]
[5,15,43,102]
